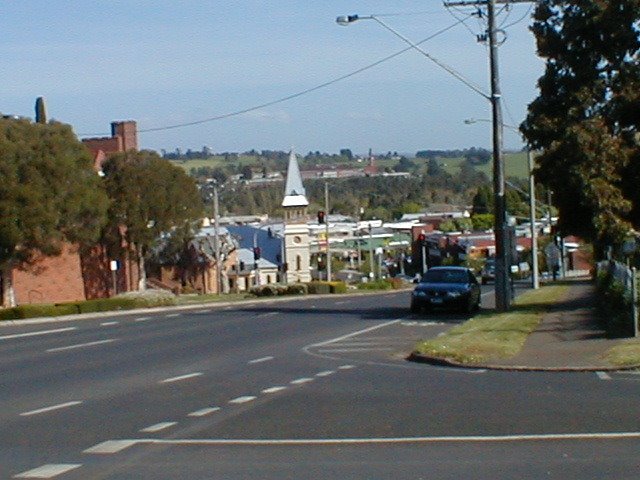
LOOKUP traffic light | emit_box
[253,247,261,260]
[417,233,426,244]
[317,210,326,224]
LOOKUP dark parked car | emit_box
[410,266,481,314]
[481,258,496,284]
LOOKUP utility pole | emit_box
[527,147,539,289]
[213,184,223,295]
[325,182,331,282]
[444,0,534,310]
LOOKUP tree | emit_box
[240,165,253,180]
[464,147,491,166]
[0,117,109,307]
[522,0,640,253]
[102,151,204,290]
[472,185,494,215]
[339,148,353,160]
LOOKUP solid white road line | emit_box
[14,463,82,478]
[290,377,314,385]
[248,356,274,364]
[46,339,116,353]
[0,327,76,341]
[188,407,221,417]
[229,396,257,404]
[140,422,177,433]
[160,372,203,384]
[317,347,395,353]
[100,321,119,326]
[262,386,287,394]
[315,370,335,377]
[20,401,83,417]
[596,371,612,380]
[305,319,400,350]
[85,431,640,453]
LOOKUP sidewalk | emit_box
[485,277,635,371]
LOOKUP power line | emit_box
[79,14,474,137]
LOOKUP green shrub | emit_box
[328,281,347,294]
[356,279,393,290]
[286,283,308,295]
[0,303,79,320]
[595,271,634,337]
[307,282,331,294]
[250,285,278,297]
[306,281,346,294]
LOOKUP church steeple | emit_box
[282,150,308,207]
[281,149,311,283]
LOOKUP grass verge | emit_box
[602,341,640,367]
[413,284,570,365]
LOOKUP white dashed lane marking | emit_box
[262,386,287,394]
[316,370,335,377]
[160,372,203,384]
[229,396,257,404]
[248,356,274,365]
[188,407,221,417]
[14,463,82,478]
[165,313,181,318]
[84,440,138,454]
[290,377,314,385]
[100,321,119,326]
[135,317,151,322]
[338,365,356,370]
[20,401,83,417]
[140,422,177,433]
[596,371,612,380]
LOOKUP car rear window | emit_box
[422,269,468,284]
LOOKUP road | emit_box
[1,285,639,479]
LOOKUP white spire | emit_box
[282,150,308,207]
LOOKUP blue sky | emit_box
[2,1,544,156]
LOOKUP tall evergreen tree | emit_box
[0,117,109,307]
[102,151,203,290]
[522,0,640,253]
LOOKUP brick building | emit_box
[6,121,140,306]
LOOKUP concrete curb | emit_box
[406,351,640,373]
[0,287,411,328]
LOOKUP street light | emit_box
[337,5,511,310]
[465,118,539,289]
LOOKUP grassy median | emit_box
[413,284,570,365]
[603,341,640,367]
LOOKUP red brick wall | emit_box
[82,136,122,157]
[111,121,138,152]
[13,244,86,305]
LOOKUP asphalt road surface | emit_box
[1,285,639,479]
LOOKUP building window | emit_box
[296,255,301,271]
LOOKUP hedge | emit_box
[307,281,347,294]
[0,292,177,321]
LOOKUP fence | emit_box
[596,260,639,337]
